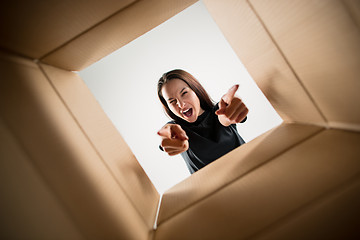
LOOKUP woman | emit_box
[157,69,248,174]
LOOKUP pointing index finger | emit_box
[157,126,171,139]
[216,85,240,115]
[157,124,188,141]
[222,84,239,104]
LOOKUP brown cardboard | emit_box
[41,0,198,71]
[203,0,327,126]
[40,63,159,228]
[250,0,360,130]
[1,0,360,239]
[155,128,360,239]
[252,179,360,240]
[0,0,136,59]
[0,117,84,239]
[0,53,150,239]
[157,123,324,224]
[343,0,360,28]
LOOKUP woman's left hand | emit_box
[215,84,249,126]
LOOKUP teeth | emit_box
[182,108,192,117]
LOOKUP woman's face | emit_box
[162,79,204,123]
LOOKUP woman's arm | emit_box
[215,85,249,127]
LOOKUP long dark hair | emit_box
[157,69,214,122]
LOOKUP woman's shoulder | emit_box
[166,120,176,125]
[213,102,220,111]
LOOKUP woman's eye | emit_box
[169,100,176,105]
[182,91,188,96]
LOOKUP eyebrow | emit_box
[167,87,187,102]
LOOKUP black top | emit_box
[168,103,246,174]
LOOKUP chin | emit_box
[185,116,197,123]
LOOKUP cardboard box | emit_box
[1,0,359,239]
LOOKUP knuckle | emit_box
[182,141,188,150]
[242,108,249,115]
[232,97,241,104]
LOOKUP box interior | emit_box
[1,0,360,239]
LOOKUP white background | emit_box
[79,1,282,194]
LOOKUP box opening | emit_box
[79,0,282,194]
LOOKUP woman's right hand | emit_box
[157,124,189,156]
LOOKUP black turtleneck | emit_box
[169,103,246,174]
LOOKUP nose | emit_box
[177,99,185,108]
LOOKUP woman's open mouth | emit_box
[183,108,193,118]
